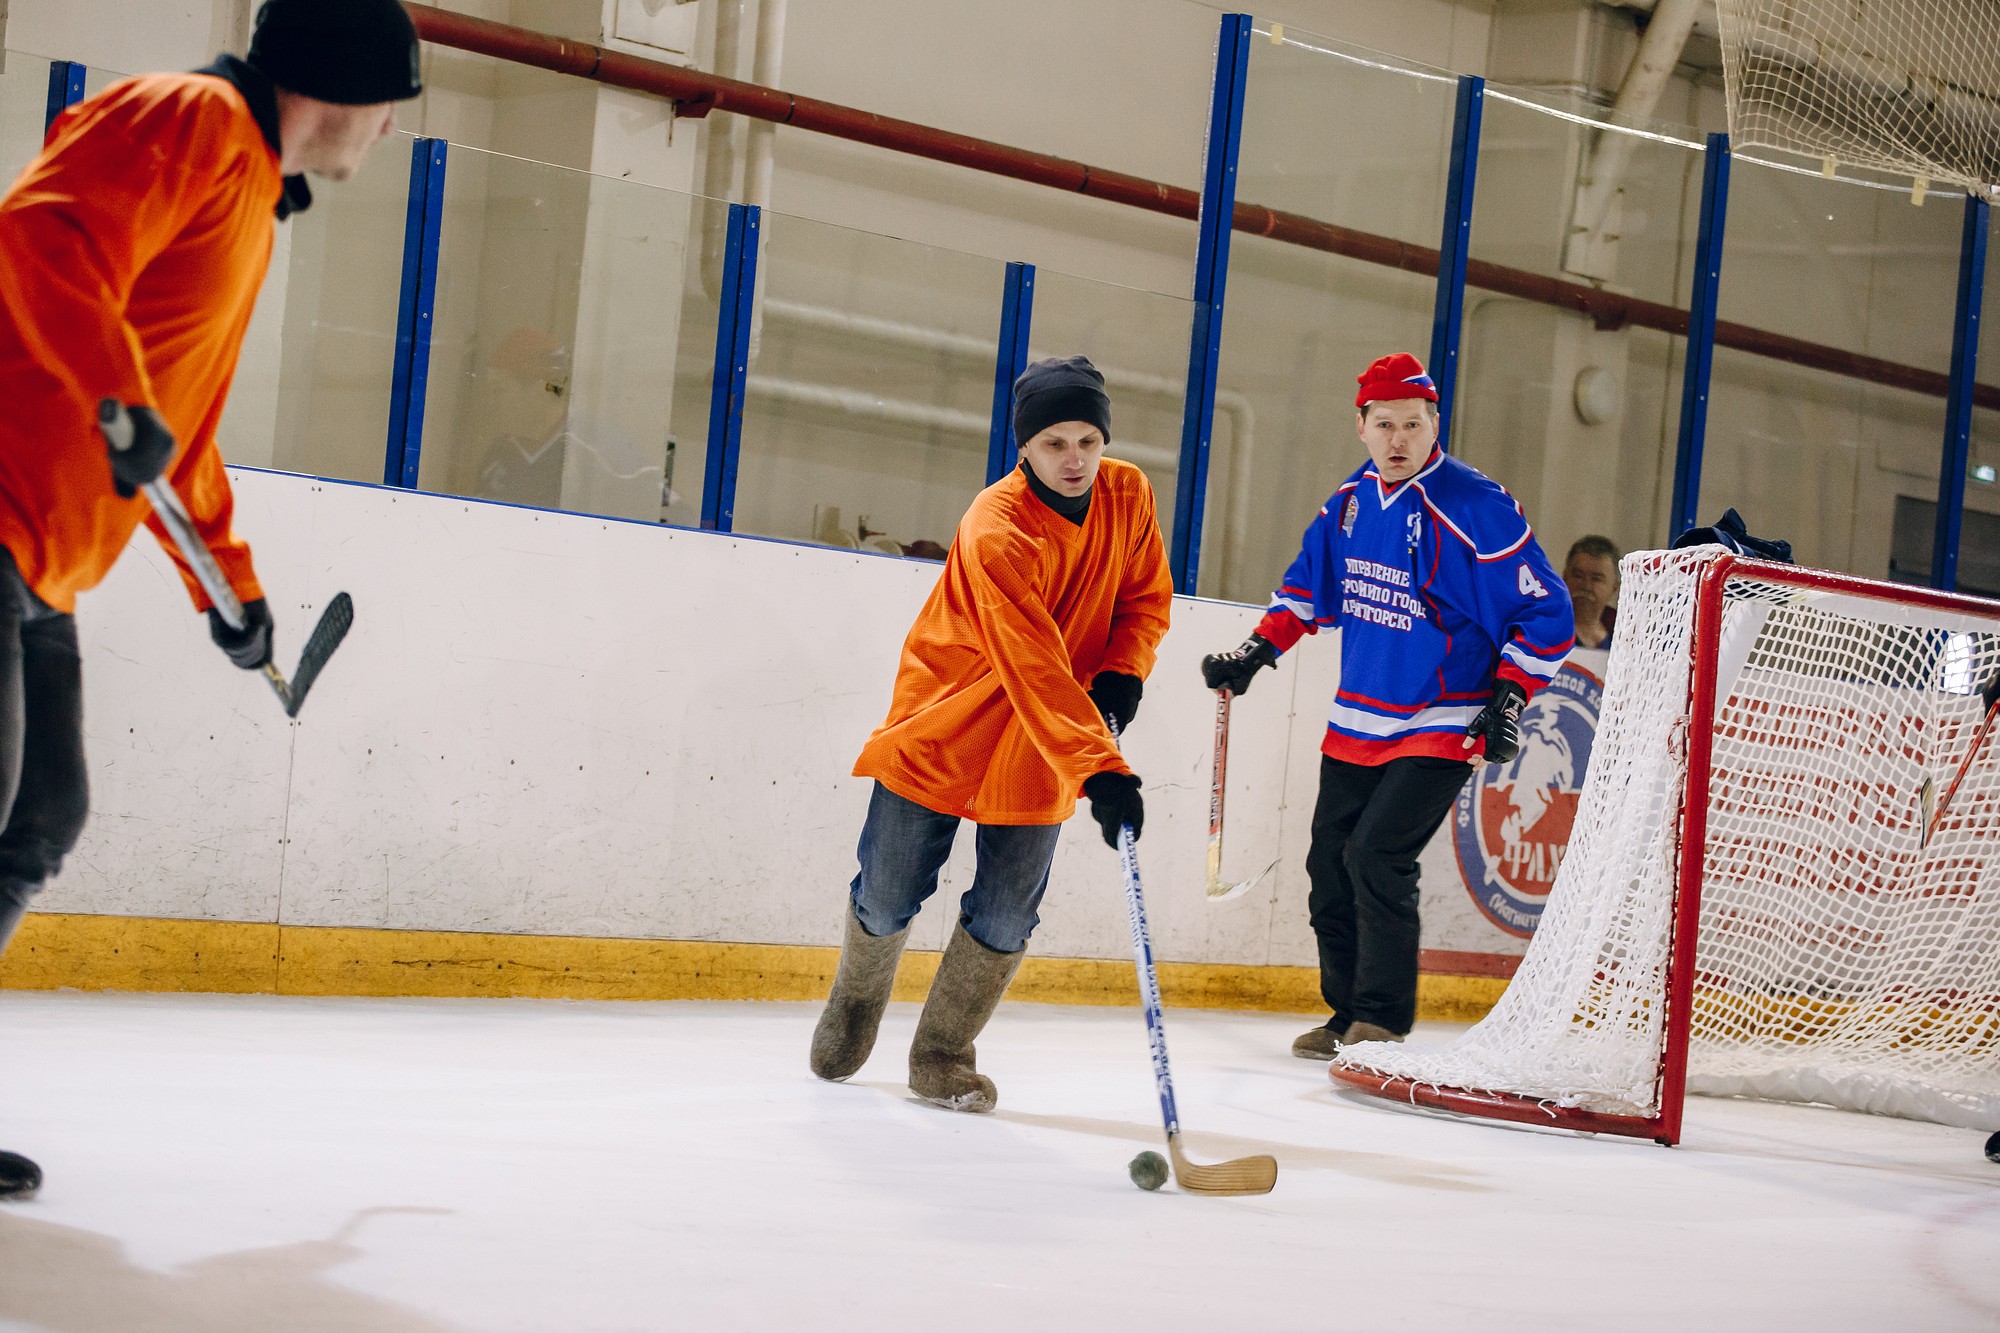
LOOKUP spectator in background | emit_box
[467,326,573,509]
[1563,536,1620,651]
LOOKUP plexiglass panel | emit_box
[1703,158,1960,577]
[1204,21,1457,604]
[417,147,706,525]
[0,55,61,182]
[1455,97,1705,570]
[1963,209,2000,586]
[1,30,1960,606]
[663,198,725,531]
[271,132,412,484]
[1028,268,1192,552]
[732,213,1004,556]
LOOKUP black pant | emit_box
[0,550,89,954]
[1305,753,1473,1036]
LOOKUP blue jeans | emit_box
[849,783,1061,954]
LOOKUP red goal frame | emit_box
[1328,554,2000,1146]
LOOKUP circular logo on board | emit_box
[1452,662,1603,938]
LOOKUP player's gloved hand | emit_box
[207,598,274,671]
[1463,679,1528,764]
[1201,634,1278,696]
[101,401,176,499]
[1082,770,1144,848]
[1088,671,1143,733]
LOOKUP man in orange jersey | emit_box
[0,0,423,1201]
[810,356,1172,1113]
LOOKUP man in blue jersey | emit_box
[1203,353,1573,1059]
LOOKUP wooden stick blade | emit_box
[1167,1135,1277,1196]
[1205,858,1278,903]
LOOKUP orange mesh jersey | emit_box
[855,458,1173,825]
[0,72,279,613]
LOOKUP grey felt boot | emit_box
[809,907,910,1082]
[1342,1020,1406,1046]
[908,923,1025,1113]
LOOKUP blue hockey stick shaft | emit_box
[1120,818,1182,1139]
[1102,715,1278,1195]
[1105,714,1182,1138]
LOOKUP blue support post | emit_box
[1171,12,1252,596]
[43,60,85,135]
[986,262,1037,484]
[1669,133,1732,541]
[1933,193,1989,591]
[701,203,761,532]
[1428,75,1484,450]
[384,137,448,489]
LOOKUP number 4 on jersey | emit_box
[1519,564,1549,599]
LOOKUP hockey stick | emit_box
[1109,718,1278,1196]
[1924,669,2000,846]
[1205,689,1277,902]
[100,402,353,718]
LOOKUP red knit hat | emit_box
[1355,352,1439,410]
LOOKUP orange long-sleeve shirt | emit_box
[0,70,280,614]
[854,458,1174,825]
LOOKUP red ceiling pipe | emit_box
[403,3,1997,413]
[402,4,1193,216]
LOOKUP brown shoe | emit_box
[909,923,1024,1113]
[1342,1021,1406,1046]
[1291,1024,1346,1061]
[809,907,910,1082]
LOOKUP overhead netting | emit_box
[1338,547,2000,1130]
[1715,0,2000,191]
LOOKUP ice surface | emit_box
[1,990,1996,1331]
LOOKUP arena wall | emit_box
[1,468,1512,1018]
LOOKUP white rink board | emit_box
[40,469,1531,968]
[1415,646,1612,960]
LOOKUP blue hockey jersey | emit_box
[1255,448,1574,765]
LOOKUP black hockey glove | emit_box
[208,598,274,671]
[1464,679,1528,764]
[1088,671,1143,733]
[1082,769,1144,849]
[101,401,176,499]
[1201,634,1278,697]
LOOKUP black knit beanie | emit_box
[248,0,424,105]
[1013,355,1111,448]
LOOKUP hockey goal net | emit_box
[1332,547,2000,1144]
[1715,0,2000,192]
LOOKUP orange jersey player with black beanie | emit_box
[811,355,1173,1114]
[0,0,424,1202]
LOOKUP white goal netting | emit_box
[1715,0,2000,192]
[1339,547,2000,1130]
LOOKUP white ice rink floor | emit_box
[1,990,1995,1332]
